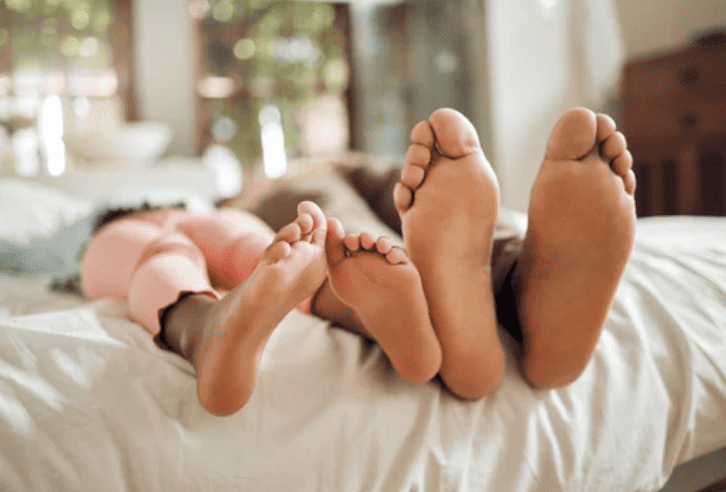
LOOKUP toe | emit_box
[406,144,431,168]
[298,201,326,229]
[360,231,376,250]
[385,247,407,265]
[277,221,302,243]
[624,169,637,195]
[266,240,292,262]
[401,164,426,190]
[298,201,327,246]
[428,108,481,158]
[394,182,413,212]
[295,213,314,236]
[596,113,617,143]
[601,131,627,162]
[612,149,633,177]
[343,234,360,252]
[410,120,435,147]
[545,107,597,161]
[375,236,393,255]
[325,217,346,267]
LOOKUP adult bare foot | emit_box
[514,107,636,389]
[171,201,328,416]
[393,108,505,399]
[325,218,442,383]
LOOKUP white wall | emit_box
[133,0,196,155]
[615,0,726,60]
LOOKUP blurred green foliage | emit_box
[199,0,348,169]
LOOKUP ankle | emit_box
[158,292,216,364]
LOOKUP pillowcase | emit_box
[0,178,94,244]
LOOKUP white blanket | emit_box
[1,206,726,491]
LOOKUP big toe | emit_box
[428,108,481,158]
[298,201,327,245]
[545,107,598,161]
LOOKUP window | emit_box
[0,0,133,176]
[189,0,353,179]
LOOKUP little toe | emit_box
[406,144,431,168]
[359,232,376,250]
[596,113,617,142]
[601,131,627,162]
[277,221,303,243]
[428,108,481,158]
[375,236,394,255]
[410,120,435,147]
[401,164,426,190]
[343,234,360,252]
[325,217,346,266]
[394,182,414,212]
[545,107,598,161]
[624,170,637,195]
[385,247,407,265]
[612,149,633,177]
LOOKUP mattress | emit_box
[1,179,725,491]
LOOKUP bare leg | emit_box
[324,218,442,383]
[514,108,636,389]
[162,201,328,416]
[394,108,505,399]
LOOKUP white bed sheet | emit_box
[1,208,726,491]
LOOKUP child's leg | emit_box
[173,208,276,291]
[322,218,442,384]
[80,219,218,334]
[159,202,329,416]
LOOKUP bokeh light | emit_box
[233,39,256,60]
[79,37,99,57]
[61,36,80,57]
[71,9,90,30]
[92,9,111,33]
[212,0,234,22]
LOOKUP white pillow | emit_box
[0,178,94,244]
[64,122,172,165]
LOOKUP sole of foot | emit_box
[514,107,636,389]
[195,201,328,416]
[325,218,442,383]
[393,108,505,399]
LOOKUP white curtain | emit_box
[571,0,626,112]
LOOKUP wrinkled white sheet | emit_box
[0,216,725,492]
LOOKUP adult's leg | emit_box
[512,108,636,389]
[340,158,526,343]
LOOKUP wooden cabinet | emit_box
[622,31,726,217]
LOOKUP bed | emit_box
[1,164,725,492]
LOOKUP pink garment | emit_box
[80,208,311,336]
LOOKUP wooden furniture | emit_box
[622,31,726,217]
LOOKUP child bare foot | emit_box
[173,201,328,416]
[514,107,636,389]
[325,218,442,383]
[393,108,505,399]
